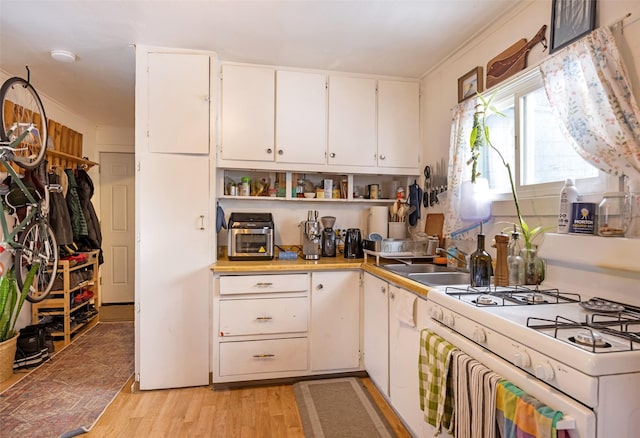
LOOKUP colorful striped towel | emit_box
[452,350,503,438]
[496,380,565,438]
[418,329,458,434]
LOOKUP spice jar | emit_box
[597,192,631,237]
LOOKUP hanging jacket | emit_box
[75,169,102,251]
[65,169,88,241]
[48,172,74,246]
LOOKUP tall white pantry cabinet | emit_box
[134,46,216,389]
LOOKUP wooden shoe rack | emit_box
[31,250,100,348]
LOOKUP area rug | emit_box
[0,321,134,438]
[293,377,397,438]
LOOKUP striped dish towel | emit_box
[496,380,565,438]
[418,329,458,434]
[452,350,503,438]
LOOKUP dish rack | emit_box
[363,238,434,265]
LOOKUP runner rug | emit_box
[293,377,397,438]
[0,321,134,438]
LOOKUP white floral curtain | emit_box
[442,96,492,239]
[539,26,640,190]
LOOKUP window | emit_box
[480,69,602,199]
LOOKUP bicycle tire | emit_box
[0,77,48,169]
[16,220,59,303]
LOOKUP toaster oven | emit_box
[227,212,275,260]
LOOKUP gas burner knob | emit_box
[535,362,555,381]
[472,327,486,343]
[513,351,531,368]
[430,306,443,321]
[443,313,455,327]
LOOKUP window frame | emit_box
[483,68,610,202]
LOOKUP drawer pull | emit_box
[255,282,273,287]
[252,354,275,358]
[255,316,273,321]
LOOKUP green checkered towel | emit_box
[419,328,458,435]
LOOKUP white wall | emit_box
[420,0,640,255]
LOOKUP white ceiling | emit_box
[0,0,523,128]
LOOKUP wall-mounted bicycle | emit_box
[0,68,59,302]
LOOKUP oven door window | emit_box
[235,233,269,254]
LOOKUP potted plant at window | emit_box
[0,265,38,383]
[469,93,546,284]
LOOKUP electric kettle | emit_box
[344,228,363,259]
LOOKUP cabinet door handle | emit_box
[199,215,205,230]
[252,354,275,358]
[390,291,395,299]
[317,283,323,290]
[330,152,336,158]
[379,154,386,160]
[278,149,284,155]
[266,148,273,154]
[255,316,273,321]
[255,282,273,287]
[380,286,386,294]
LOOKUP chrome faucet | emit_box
[436,247,469,270]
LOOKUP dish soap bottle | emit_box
[470,230,492,287]
[507,226,525,286]
[557,178,579,233]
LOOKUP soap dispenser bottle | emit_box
[470,229,492,288]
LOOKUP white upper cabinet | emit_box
[220,64,275,161]
[275,70,327,165]
[147,53,210,154]
[377,80,420,169]
[328,75,377,167]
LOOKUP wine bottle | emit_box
[470,233,492,287]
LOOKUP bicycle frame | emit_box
[0,154,41,252]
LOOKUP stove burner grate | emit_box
[444,285,581,306]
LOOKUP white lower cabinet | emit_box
[363,272,389,395]
[364,272,428,437]
[310,270,361,371]
[214,270,362,384]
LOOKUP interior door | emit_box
[100,152,135,303]
[137,153,210,389]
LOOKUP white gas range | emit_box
[425,234,640,438]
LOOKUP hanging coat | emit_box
[48,172,74,246]
[65,169,88,241]
[75,169,103,254]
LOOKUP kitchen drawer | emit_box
[219,273,309,295]
[219,296,308,336]
[219,337,308,376]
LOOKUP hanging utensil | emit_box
[423,165,431,208]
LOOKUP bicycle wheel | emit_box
[15,220,59,303]
[0,77,48,169]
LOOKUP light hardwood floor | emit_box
[87,377,412,437]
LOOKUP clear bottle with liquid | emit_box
[470,233,492,287]
[507,227,525,285]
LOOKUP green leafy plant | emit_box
[469,93,546,250]
[0,265,38,342]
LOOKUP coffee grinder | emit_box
[320,216,337,257]
[302,210,321,260]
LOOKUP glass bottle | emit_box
[470,233,492,287]
[507,228,525,286]
[296,178,305,198]
[521,246,545,285]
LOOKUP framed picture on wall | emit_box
[457,67,483,103]
[550,0,597,53]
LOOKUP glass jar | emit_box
[240,177,251,196]
[597,192,631,237]
[296,179,305,198]
[521,246,545,285]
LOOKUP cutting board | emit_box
[425,213,444,247]
[486,25,547,89]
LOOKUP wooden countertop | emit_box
[211,256,432,298]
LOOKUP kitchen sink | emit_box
[407,272,470,286]
[381,263,458,275]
